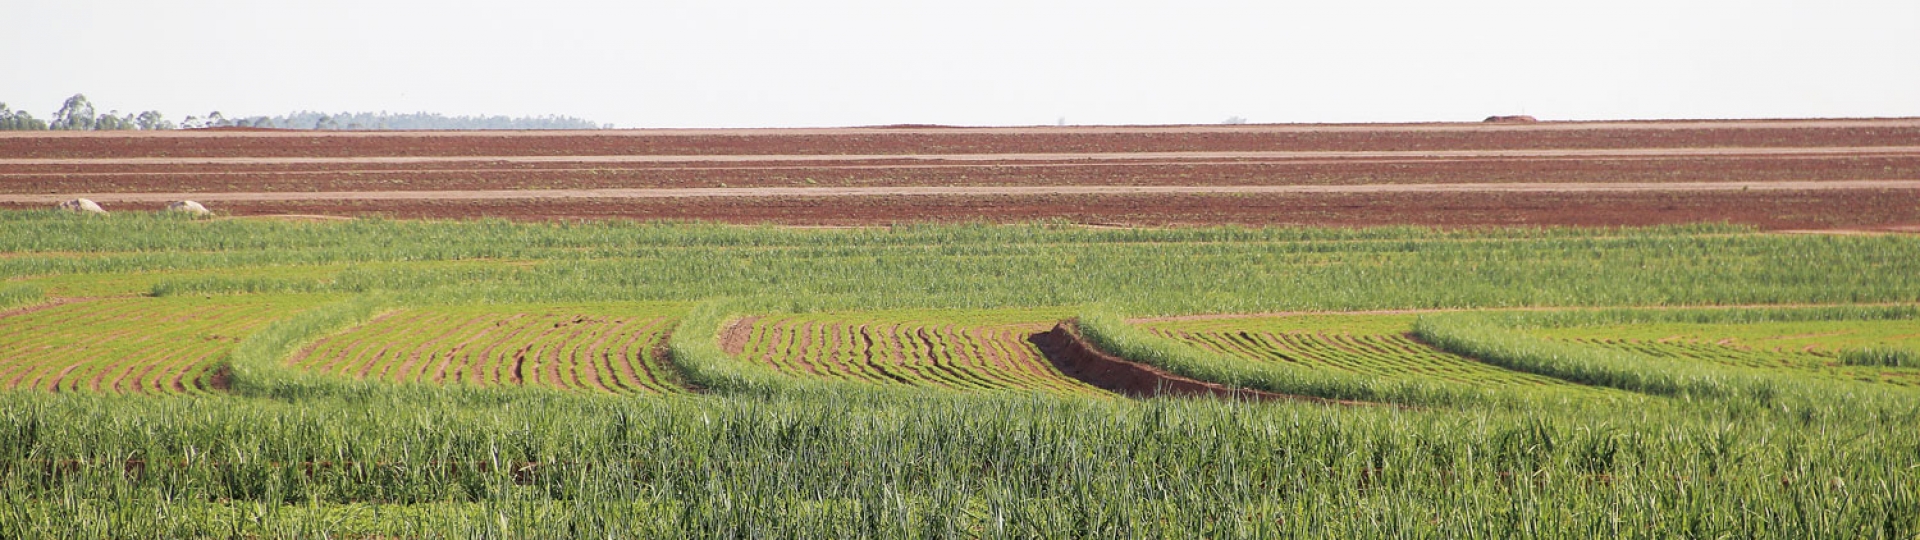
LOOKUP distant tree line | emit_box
[0,94,608,131]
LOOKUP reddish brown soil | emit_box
[4,120,1916,228]
[6,121,1920,159]
[719,316,761,356]
[1029,321,1358,404]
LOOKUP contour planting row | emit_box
[728,313,1107,395]
[1141,316,1596,392]
[1555,338,1920,388]
[8,122,1920,159]
[291,304,688,393]
[0,295,324,394]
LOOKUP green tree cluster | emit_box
[5,94,172,131]
[5,93,607,130]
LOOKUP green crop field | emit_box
[0,294,328,394]
[1529,318,1920,387]
[728,309,1105,395]
[1,212,1918,537]
[1139,314,1597,391]
[291,302,689,393]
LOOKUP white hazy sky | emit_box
[4,0,1917,128]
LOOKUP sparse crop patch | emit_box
[0,294,329,394]
[730,309,1108,395]
[292,302,690,393]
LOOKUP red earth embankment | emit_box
[1029,321,1357,404]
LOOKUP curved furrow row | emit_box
[0,296,323,394]
[739,315,1107,396]
[293,306,686,393]
[1557,337,1920,388]
[3,301,173,389]
[1146,321,1600,390]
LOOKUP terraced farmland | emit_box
[1141,314,1591,389]
[292,303,688,393]
[0,294,326,394]
[726,310,1107,395]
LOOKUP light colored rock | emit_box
[1483,115,1539,124]
[166,200,211,215]
[56,198,106,214]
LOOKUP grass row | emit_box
[6,214,1918,316]
[1,388,1915,538]
[1142,315,1592,390]
[1410,307,1920,419]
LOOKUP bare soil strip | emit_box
[5,118,1917,139]
[9,145,1915,166]
[7,180,1916,205]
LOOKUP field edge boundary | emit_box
[1032,320,1358,405]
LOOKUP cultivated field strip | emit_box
[1558,338,1920,388]
[0,295,324,394]
[1142,317,1590,389]
[292,303,688,393]
[733,313,1107,395]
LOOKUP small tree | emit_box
[49,94,97,130]
[135,110,175,130]
[0,103,49,130]
[94,110,137,130]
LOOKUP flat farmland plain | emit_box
[3,119,1918,229]
[1,211,1918,536]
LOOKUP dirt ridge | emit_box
[1029,320,1359,405]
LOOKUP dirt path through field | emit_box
[5,118,1917,139]
[8,145,1917,166]
[8,179,1915,205]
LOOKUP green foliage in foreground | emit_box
[1843,347,1920,368]
[1,391,1915,539]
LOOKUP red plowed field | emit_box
[3,120,1916,228]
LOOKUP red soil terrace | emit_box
[2,119,1916,229]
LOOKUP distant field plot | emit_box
[292,302,689,393]
[728,309,1107,395]
[0,294,326,394]
[1141,314,1595,390]
[1531,320,1920,387]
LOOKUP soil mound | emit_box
[1030,321,1347,404]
